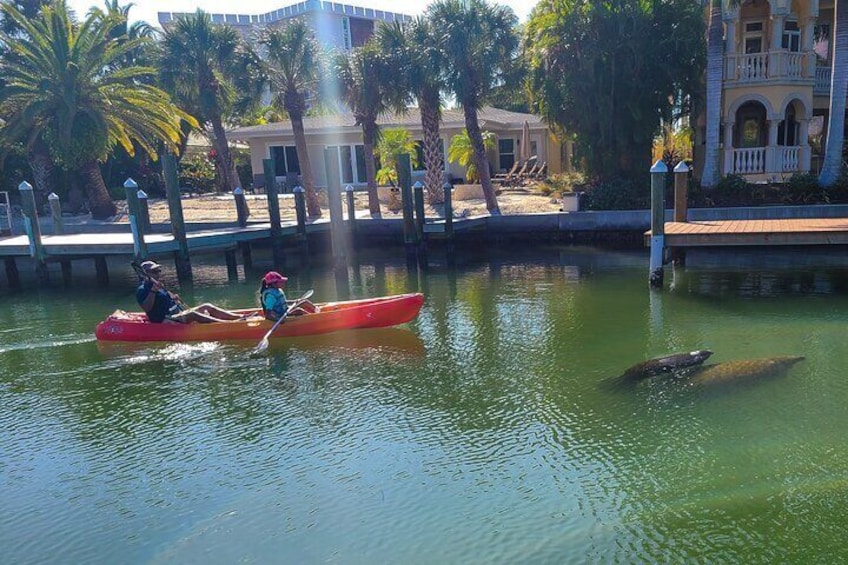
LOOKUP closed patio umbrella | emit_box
[520,120,531,163]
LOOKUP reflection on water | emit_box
[2,246,848,563]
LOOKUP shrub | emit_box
[825,171,848,204]
[782,172,825,204]
[538,172,585,197]
[179,153,217,194]
[579,176,650,210]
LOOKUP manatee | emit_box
[685,356,805,388]
[620,350,713,382]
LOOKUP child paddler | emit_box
[258,271,316,321]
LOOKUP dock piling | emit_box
[48,192,63,235]
[293,186,308,257]
[323,147,347,268]
[18,181,48,283]
[673,161,689,223]
[398,154,416,262]
[649,160,668,288]
[124,178,148,262]
[137,189,151,232]
[263,158,285,267]
[345,184,357,242]
[162,153,192,282]
[443,182,455,256]
[234,187,249,228]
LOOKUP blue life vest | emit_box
[261,287,287,320]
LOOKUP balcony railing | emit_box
[726,145,808,176]
[725,50,815,84]
[732,148,766,174]
[815,64,831,94]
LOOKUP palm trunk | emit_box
[420,94,445,204]
[210,117,238,193]
[290,110,321,217]
[821,0,848,186]
[80,160,117,220]
[701,0,724,188]
[463,101,499,215]
[363,121,380,216]
[27,138,54,196]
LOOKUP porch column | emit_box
[723,121,735,175]
[766,119,781,173]
[771,15,785,50]
[725,20,737,54]
[799,118,812,172]
[801,17,816,78]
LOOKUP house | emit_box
[694,0,834,183]
[230,107,572,191]
[158,0,411,52]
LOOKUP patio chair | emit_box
[493,161,520,186]
[516,158,538,186]
[533,162,548,181]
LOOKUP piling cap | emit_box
[650,160,668,173]
[673,161,690,173]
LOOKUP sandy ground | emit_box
[140,184,564,224]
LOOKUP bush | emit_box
[179,153,217,194]
[783,173,825,204]
[825,171,848,203]
[538,172,585,197]
[579,176,650,211]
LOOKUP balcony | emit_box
[724,50,817,85]
[815,64,831,94]
[725,146,807,177]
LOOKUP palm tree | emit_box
[0,2,193,219]
[448,129,495,183]
[259,21,322,217]
[821,0,848,186]
[377,18,447,204]
[334,42,407,216]
[158,10,262,194]
[428,0,519,215]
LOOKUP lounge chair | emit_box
[533,162,548,181]
[493,161,520,186]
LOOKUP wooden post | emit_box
[162,152,192,282]
[443,182,454,253]
[225,248,238,281]
[48,192,63,235]
[398,154,416,261]
[649,159,668,288]
[4,258,20,289]
[94,256,109,287]
[673,161,689,223]
[234,187,249,228]
[413,181,426,241]
[124,178,148,262]
[18,181,48,283]
[345,184,357,242]
[263,157,285,267]
[293,186,308,256]
[137,189,151,232]
[323,147,346,267]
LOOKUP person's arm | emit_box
[138,280,160,313]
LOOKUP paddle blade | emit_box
[251,337,270,355]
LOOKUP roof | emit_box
[230,107,548,139]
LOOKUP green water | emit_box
[2,246,848,563]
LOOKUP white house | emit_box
[230,107,571,190]
[158,0,411,52]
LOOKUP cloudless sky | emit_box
[66,0,534,28]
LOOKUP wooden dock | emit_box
[648,218,848,247]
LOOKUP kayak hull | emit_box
[95,293,424,343]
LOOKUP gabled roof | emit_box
[230,107,547,139]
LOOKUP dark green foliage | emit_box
[526,0,705,180]
[579,176,650,210]
[179,154,217,194]
[783,173,826,204]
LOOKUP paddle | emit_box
[251,289,314,355]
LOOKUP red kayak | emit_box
[95,293,424,343]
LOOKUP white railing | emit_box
[733,52,769,81]
[815,65,831,94]
[779,146,800,172]
[781,52,805,79]
[732,148,766,174]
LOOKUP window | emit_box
[782,20,800,52]
[498,138,515,171]
[270,145,301,176]
[355,145,367,182]
[530,140,538,159]
[340,146,354,184]
[778,106,798,146]
[413,142,426,171]
[744,21,763,54]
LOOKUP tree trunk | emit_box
[80,160,117,220]
[821,0,848,186]
[420,94,445,205]
[701,0,724,188]
[463,101,499,215]
[363,121,381,216]
[210,117,239,193]
[290,109,321,217]
[27,138,55,197]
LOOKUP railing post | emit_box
[263,158,285,267]
[19,181,49,283]
[293,185,308,256]
[162,152,192,282]
[124,178,147,261]
[48,192,63,235]
[345,184,357,242]
[137,188,151,232]
[398,154,416,262]
[673,161,689,223]
[234,186,249,228]
[649,160,667,289]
